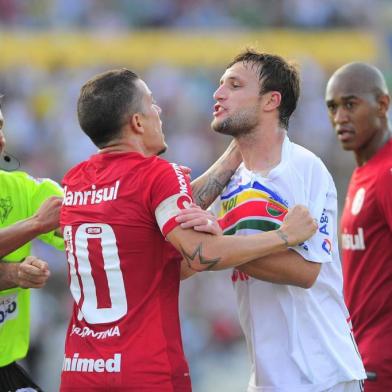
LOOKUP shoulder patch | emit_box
[0,196,13,223]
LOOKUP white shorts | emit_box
[323,380,364,392]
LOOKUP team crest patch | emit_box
[0,196,13,223]
[351,188,365,216]
[266,200,286,217]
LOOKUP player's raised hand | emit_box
[279,205,318,246]
[175,203,222,235]
[33,196,63,234]
[17,256,50,289]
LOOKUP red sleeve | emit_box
[376,165,392,231]
[147,158,193,237]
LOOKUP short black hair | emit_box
[77,69,141,148]
[228,49,300,128]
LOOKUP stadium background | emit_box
[1,0,391,390]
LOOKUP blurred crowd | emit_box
[1,1,392,391]
[0,0,387,30]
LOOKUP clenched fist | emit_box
[17,256,51,289]
[279,205,318,246]
[33,196,63,234]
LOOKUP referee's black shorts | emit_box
[0,362,43,392]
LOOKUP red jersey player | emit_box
[326,62,392,392]
[60,68,317,391]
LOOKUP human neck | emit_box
[354,125,392,166]
[237,126,287,175]
[98,138,151,156]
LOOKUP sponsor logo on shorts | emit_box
[62,353,121,373]
[70,324,120,339]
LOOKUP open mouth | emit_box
[213,104,226,117]
[337,129,354,142]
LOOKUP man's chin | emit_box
[157,145,167,156]
[339,141,356,151]
[211,120,229,135]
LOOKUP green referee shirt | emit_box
[0,170,64,367]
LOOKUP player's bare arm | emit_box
[0,256,50,290]
[191,141,241,210]
[176,204,222,279]
[233,208,321,288]
[237,250,321,289]
[168,204,317,272]
[0,196,62,258]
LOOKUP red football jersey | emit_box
[60,151,193,392]
[341,139,392,390]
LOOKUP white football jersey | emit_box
[217,137,366,392]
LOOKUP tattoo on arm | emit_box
[181,243,221,271]
[276,229,289,247]
[193,169,236,210]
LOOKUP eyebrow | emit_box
[340,95,358,100]
[326,95,358,104]
[220,75,241,84]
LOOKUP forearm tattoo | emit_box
[181,243,221,271]
[276,229,289,247]
[193,170,236,210]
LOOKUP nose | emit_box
[213,84,226,101]
[333,107,349,124]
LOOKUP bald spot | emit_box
[326,62,389,98]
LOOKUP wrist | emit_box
[0,261,20,288]
[275,229,289,248]
[29,215,47,236]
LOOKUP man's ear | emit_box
[130,112,144,134]
[263,91,281,112]
[378,94,390,116]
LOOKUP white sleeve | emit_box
[155,193,193,237]
[292,161,337,264]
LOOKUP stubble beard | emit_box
[211,110,259,137]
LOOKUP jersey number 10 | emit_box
[64,223,127,324]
